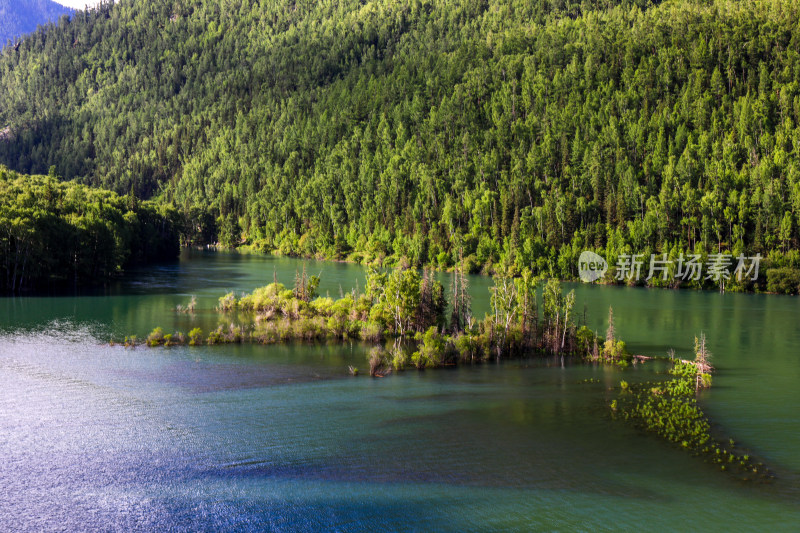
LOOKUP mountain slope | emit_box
[0,0,74,46]
[1,0,799,289]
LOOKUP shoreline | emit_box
[202,244,798,297]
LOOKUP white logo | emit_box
[579,251,608,282]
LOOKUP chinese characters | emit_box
[612,253,760,282]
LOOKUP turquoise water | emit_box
[1,250,798,530]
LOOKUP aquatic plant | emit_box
[611,344,772,482]
[146,327,165,347]
[389,341,409,370]
[293,265,320,302]
[693,333,713,391]
[359,321,383,342]
[218,292,236,312]
[206,326,224,345]
[411,327,450,369]
[452,331,485,363]
[368,346,390,377]
[176,295,197,314]
[188,328,203,346]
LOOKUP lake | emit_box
[1,249,798,530]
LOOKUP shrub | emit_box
[390,343,409,370]
[218,292,237,311]
[452,332,481,363]
[311,297,335,316]
[146,327,165,347]
[603,339,629,361]
[238,283,287,312]
[576,326,596,355]
[411,326,448,368]
[171,331,186,345]
[295,316,325,340]
[188,328,203,345]
[368,346,389,376]
[326,314,352,339]
[224,323,244,343]
[359,321,383,342]
[275,319,292,341]
[207,326,224,345]
[253,322,277,344]
[766,267,800,294]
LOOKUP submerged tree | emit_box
[515,269,539,348]
[417,269,446,332]
[449,250,472,333]
[694,333,713,390]
[490,269,519,357]
[293,264,320,302]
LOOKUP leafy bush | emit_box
[412,327,449,369]
[218,292,237,311]
[206,326,224,345]
[368,346,389,376]
[766,267,800,294]
[390,344,409,370]
[359,321,383,342]
[188,328,203,345]
[146,327,165,347]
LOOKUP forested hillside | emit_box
[0,0,74,46]
[0,165,179,291]
[1,0,800,292]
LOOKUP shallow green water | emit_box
[1,249,798,530]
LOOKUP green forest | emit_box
[1,0,800,292]
[0,165,179,291]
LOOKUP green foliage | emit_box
[368,346,390,377]
[576,326,596,355]
[411,326,449,369]
[452,331,485,363]
[389,343,409,370]
[292,267,320,302]
[603,340,629,361]
[188,327,203,346]
[383,269,422,335]
[766,267,800,294]
[669,361,697,379]
[206,326,224,345]
[146,327,165,347]
[0,167,179,291]
[613,354,771,481]
[217,292,237,312]
[2,0,799,287]
[136,268,615,374]
[359,321,384,342]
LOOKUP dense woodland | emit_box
[0,0,73,47]
[0,165,179,291]
[1,0,800,292]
